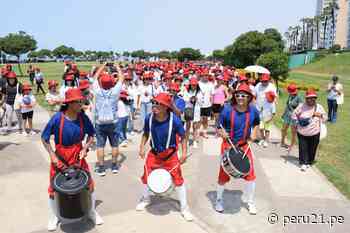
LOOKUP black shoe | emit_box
[111,163,119,174]
[96,165,106,176]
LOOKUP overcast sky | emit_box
[1,0,317,54]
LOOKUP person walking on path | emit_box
[27,64,36,86]
[34,68,46,94]
[281,84,303,151]
[46,80,62,117]
[216,83,260,215]
[327,75,343,123]
[136,93,194,222]
[41,88,103,231]
[1,71,23,134]
[18,83,36,136]
[292,89,326,172]
[92,64,125,176]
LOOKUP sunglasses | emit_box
[235,93,249,98]
[151,100,161,106]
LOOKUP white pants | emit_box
[5,104,22,131]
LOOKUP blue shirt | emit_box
[173,95,186,114]
[41,112,95,146]
[144,113,185,153]
[218,104,260,144]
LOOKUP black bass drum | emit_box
[52,167,91,219]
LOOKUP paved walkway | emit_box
[0,106,349,233]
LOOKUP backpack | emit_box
[96,90,117,124]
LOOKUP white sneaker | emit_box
[192,141,198,149]
[47,215,59,231]
[23,131,29,137]
[120,141,128,147]
[263,141,268,148]
[258,140,264,147]
[89,210,104,225]
[30,130,36,136]
[181,209,194,222]
[247,203,257,215]
[241,195,248,203]
[300,164,307,172]
[136,197,151,211]
[215,199,224,213]
[306,164,311,169]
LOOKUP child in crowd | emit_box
[45,80,62,117]
[259,91,276,148]
[19,84,36,136]
[117,91,130,147]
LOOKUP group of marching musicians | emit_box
[34,61,327,231]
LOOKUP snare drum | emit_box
[221,147,250,178]
[147,168,174,196]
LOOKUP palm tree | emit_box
[313,15,322,49]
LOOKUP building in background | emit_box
[316,0,350,49]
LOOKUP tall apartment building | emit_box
[316,0,349,48]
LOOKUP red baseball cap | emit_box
[65,75,74,81]
[189,77,198,85]
[305,88,317,98]
[153,93,173,108]
[78,79,90,90]
[287,83,298,95]
[169,83,180,92]
[261,74,270,81]
[234,83,253,97]
[100,73,114,89]
[64,88,84,103]
[7,71,17,79]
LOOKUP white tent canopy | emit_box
[244,65,270,74]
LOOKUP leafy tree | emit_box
[264,28,284,50]
[224,30,282,67]
[0,31,37,75]
[131,50,148,59]
[212,49,225,61]
[122,51,130,57]
[53,45,75,58]
[176,48,203,62]
[256,51,289,89]
[74,50,84,57]
[37,49,52,57]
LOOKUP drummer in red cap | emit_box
[41,88,103,231]
[136,92,194,222]
[215,83,260,215]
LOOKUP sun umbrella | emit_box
[244,65,270,74]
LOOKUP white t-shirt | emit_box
[327,83,343,100]
[140,84,157,103]
[19,94,36,113]
[254,82,277,111]
[183,88,201,122]
[260,100,276,122]
[46,92,61,112]
[127,84,141,108]
[198,81,214,108]
[117,100,130,118]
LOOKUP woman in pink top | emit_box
[292,89,326,171]
[212,76,229,124]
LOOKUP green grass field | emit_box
[14,62,98,109]
[276,53,350,199]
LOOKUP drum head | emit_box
[228,149,250,174]
[53,167,89,195]
[148,169,172,194]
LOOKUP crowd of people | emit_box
[0,61,344,231]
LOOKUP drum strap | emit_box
[230,108,250,145]
[149,112,173,150]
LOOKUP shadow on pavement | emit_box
[60,219,95,233]
[280,154,300,167]
[206,190,244,215]
[0,141,19,151]
[146,196,180,216]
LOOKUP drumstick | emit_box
[219,124,238,153]
[169,152,193,173]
